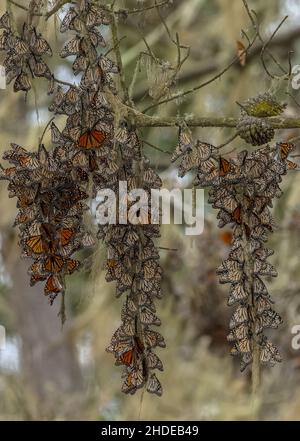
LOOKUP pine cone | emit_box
[237,114,275,146]
[238,92,286,117]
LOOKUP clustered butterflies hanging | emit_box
[0,142,94,304]
[55,0,165,396]
[101,129,165,396]
[0,0,165,397]
[0,6,52,94]
[174,129,296,371]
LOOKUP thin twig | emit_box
[110,5,130,105]
[8,0,28,12]
[143,33,258,113]
[119,0,171,15]
[216,133,238,149]
[143,139,171,155]
[39,117,55,146]
[242,0,287,76]
[260,15,289,79]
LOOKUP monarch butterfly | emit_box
[81,232,95,248]
[254,260,277,278]
[214,196,238,214]
[59,228,75,247]
[287,159,298,170]
[255,310,282,334]
[146,373,162,396]
[256,295,273,315]
[277,142,295,161]
[253,276,268,296]
[89,29,106,48]
[121,373,136,395]
[78,129,107,149]
[44,275,63,296]
[143,329,166,349]
[44,255,65,273]
[228,246,244,265]
[227,283,248,306]
[115,349,134,366]
[140,308,161,327]
[147,350,164,371]
[86,5,106,27]
[60,35,82,58]
[255,247,274,262]
[217,260,244,284]
[26,235,46,254]
[14,72,31,92]
[229,305,249,329]
[65,259,80,274]
[14,38,30,56]
[30,273,47,286]
[232,206,242,224]
[230,322,250,341]
[260,337,282,363]
[60,7,77,33]
[0,12,11,30]
[98,55,118,74]
[236,336,251,353]
[13,206,36,226]
[121,320,135,337]
[240,352,253,372]
[32,61,51,79]
[30,29,52,56]
[73,54,88,75]
[219,157,232,177]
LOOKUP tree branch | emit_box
[134,114,300,129]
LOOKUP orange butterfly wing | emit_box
[78,130,106,149]
[91,129,106,145]
[232,206,242,224]
[219,157,231,177]
[26,235,45,254]
[59,228,74,246]
[66,258,80,274]
[78,132,89,149]
[119,349,134,366]
[44,255,64,273]
[44,275,63,295]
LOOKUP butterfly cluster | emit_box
[174,130,296,371]
[55,0,165,396]
[0,142,94,304]
[0,10,52,93]
[100,125,165,397]
[48,0,119,199]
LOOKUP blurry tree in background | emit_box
[1,0,300,420]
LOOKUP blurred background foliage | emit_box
[1,0,300,420]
